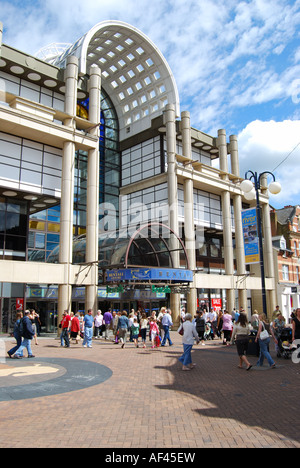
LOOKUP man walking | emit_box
[82,309,94,348]
[12,309,35,359]
[103,308,113,340]
[161,308,173,347]
[61,310,71,348]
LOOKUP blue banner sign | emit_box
[106,268,193,283]
[241,208,260,264]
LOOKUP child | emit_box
[131,317,140,348]
[149,317,159,349]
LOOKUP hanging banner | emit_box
[241,208,260,264]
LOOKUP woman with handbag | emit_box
[255,314,277,368]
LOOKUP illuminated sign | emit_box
[106,268,193,282]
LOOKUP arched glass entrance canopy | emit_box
[49,20,180,140]
[47,223,193,284]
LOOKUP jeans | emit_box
[14,338,33,357]
[161,326,173,346]
[179,344,193,366]
[61,328,70,347]
[8,334,23,356]
[257,337,275,367]
[83,327,93,347]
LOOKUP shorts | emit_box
[70,331,78,339]
[236,336,249,356]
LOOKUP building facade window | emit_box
[0,197,28,260]
[28,89,120,259]
[282,264,289,281]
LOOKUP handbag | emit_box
[260,323,269,340]
[178,325,184,336]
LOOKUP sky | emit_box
[1,0,300,209]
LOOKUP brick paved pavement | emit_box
[0,332,299,449]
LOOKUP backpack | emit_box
[18,318,25,338]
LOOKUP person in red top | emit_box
[70,312,80,344]
[61,310,71,348]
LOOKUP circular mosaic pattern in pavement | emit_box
[0,358,112,401]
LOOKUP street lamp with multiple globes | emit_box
[240,171,281,318]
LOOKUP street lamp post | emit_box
[240,171,281,318]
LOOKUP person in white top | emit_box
[178,314,199,371]
[94,310,103,339]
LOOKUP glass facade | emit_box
[0,197,28,260]
[28,88,120,260]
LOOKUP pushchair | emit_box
[204,322,214,341]
[276,327,293,359]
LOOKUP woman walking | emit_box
[230,312,252,370]
[178,314,199,371]
[140,312,148,348]
[222,310,233,345]
[255,314,277,368]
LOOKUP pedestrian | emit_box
[178,313,199,370]
[103,308,113,340]
[216,309,223,338]
[112,310,119,343]
[7,311,23,358]
[94,310,103,339]
[149,317,160,349]
[131,317,140,348]
[82,309,94,348]
[60,310,71,348]
[255,314,277,368]
[230,311,252,370]
[272,311,286,353]
[207,308,217,338]
[70,312,80,344]
[29,309,39,345]
[12,310,35,359]
[79,312,84,338]
[140,312,148,348]
[117,310,130,348]
[195,310,206,345]
[250,310,259,330]
[157,307,166,338]
[222,309,233,345]
[292,308,300,342]
[161,308,173,346]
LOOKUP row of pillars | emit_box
[164,104,276,318]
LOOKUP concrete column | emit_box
[85,65,101,314]
[165,104,180,323]
[218,129,228,176]
[230,135,247,310]
[262,201,276,316]
[165,104,179,238]
[181,111,197,316]
[218,129,234,312]
[58,57,78,325]
[229,135,239,177]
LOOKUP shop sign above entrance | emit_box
[106,268,193,283]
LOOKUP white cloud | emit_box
[238,120,300,207]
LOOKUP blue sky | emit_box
[1,0,300,208]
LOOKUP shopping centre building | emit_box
[0,20,277,332]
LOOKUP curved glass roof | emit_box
[51,21,180,140]
[47,222,190,271]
